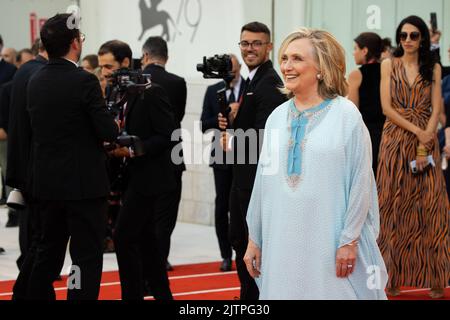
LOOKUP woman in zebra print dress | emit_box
[377,15,449,299]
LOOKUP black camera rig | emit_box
[105,68,151,157]
[106,68,152,118]
[197,55,235,125]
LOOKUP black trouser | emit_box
[229,187,259,300]
[26,198,107,300]
[17,207,30,269]
[114,188,173,300]
[213,167,233,260]
[13,200,66,300]
[154,170,183,262]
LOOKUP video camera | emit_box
[106,68,152,117]
[197,55,235,124]
[197,54,234,84]
[105,68,150,157]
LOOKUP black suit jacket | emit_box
[6,56,48,192]
[0,81,12,131]
[232,60,287,190]
[27,58,119,200]
[143,64,187,172]
[123,84,177,196]
[200,79,245,170]
[0,59,16,86]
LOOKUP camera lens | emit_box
[196,64,205,72]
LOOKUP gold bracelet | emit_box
[417,147,428,157]
[346,240,359,247]
[417,150,428,157]
[417,146,427,152]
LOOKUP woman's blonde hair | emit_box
[278,28,348,99]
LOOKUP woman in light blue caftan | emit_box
[244,28,388,300]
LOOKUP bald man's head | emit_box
[229,53,242,85]
[1,47,17,65]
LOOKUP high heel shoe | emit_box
[429,288,444,299]
[386,287,401,297]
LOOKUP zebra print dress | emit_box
[377,58,450,289]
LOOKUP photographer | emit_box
[96,41,134,254]
[200,54,244,272]
[98,40,176,300]
[218,22,287,300]
[25,14,119,300]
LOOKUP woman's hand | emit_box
[244,240,262,279]
[416,155,429,172]
[336,244,358,278]
[416,129,434,147]
[444,145,450,159]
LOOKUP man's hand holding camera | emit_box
[109,146,131,158]
[218,113,233,152]
[218,112,228,131]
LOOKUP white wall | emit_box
[273,0,306,72]
[0,0,77,50]
[80,0,249,79]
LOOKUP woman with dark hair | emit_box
[348,32,386,174]
[381,38,394,61]
[377,15,449,299]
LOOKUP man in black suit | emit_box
[0,34,17,253]
[99,40,176,300]
[6,41,58,300]
[201,54,244,272]
[0,34,17,231]
[141,36,187,271]
[219,22,287,300]
[0,80,21,229]
[0,35,17,86]
[25,14,119,300]
[0,80,21,230]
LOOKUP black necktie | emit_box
[228,89,236,104]
[242,78,251,96]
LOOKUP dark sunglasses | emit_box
[399,31,420,42]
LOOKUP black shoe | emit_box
[220,258,232,272]
[143,281,153,297]
[6,211,19,228]
[0,247,5,254]
[103,237,115,253]
[166,261,174,271]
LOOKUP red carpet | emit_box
[0,261,448,300]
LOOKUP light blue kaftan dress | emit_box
[246,96,388,300]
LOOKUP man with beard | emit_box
[99,40,176,300]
